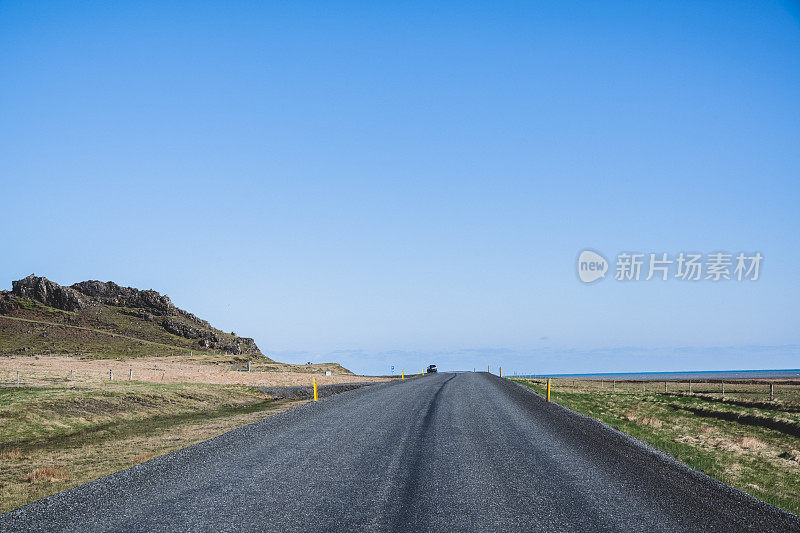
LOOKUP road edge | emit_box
[503,376,800,524]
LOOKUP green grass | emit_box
[0,382,268,445]
[512,378,800,515]
[0,316,198,358]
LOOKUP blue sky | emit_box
[1,1,799,375]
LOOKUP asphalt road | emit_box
[2,372,799,532]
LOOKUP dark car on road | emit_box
[427,364,438,374]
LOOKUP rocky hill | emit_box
[0,275,268,360]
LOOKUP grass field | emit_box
[0,381,304,513]
[512,378,800,515]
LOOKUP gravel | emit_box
[256,381,379,400]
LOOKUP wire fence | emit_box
[515,377,800,406]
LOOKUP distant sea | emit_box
[517,369,800,381]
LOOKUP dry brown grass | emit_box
[0,355,388,388]
[638,416,663,427]
[712,436,767,452]
[1,448,23,460]
[737,437,767,450]
[623,410,663,427]
[131,454,152,465]
[26,467,69,483]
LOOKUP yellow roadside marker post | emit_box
[402,370,405,380]
[313,378,318,402]
[499,367,502,378]
[546,379,551,402]
[488,365,490,374]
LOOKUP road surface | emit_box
[2,372,798,532]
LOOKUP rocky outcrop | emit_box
[0,292,20,314]
[160,316,259,354]
[158,317,258,355]
[12,275,85,311]
[71,280,176,313]
[160,316,207,339]
[6,274,262,355]
[72,280,212,327]
[219,338,260,355]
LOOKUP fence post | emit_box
[129,369,133,381]
[769,383,774,401]
[109,369,113,381]
[247,361,251,372]
[642,382,646,392]
[612,380,615,391]
[665,381,668,393]
[721,381,725,398]
[70,369,73,382]
[689,380,692,394]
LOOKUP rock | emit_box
[71,280,178,316]
[0,292,20,313]
[70,280,212,327]
[161,317,200,339]
[12,275,85,311]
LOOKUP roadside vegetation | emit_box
[512,378,800,515]
[0,381,303,513]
